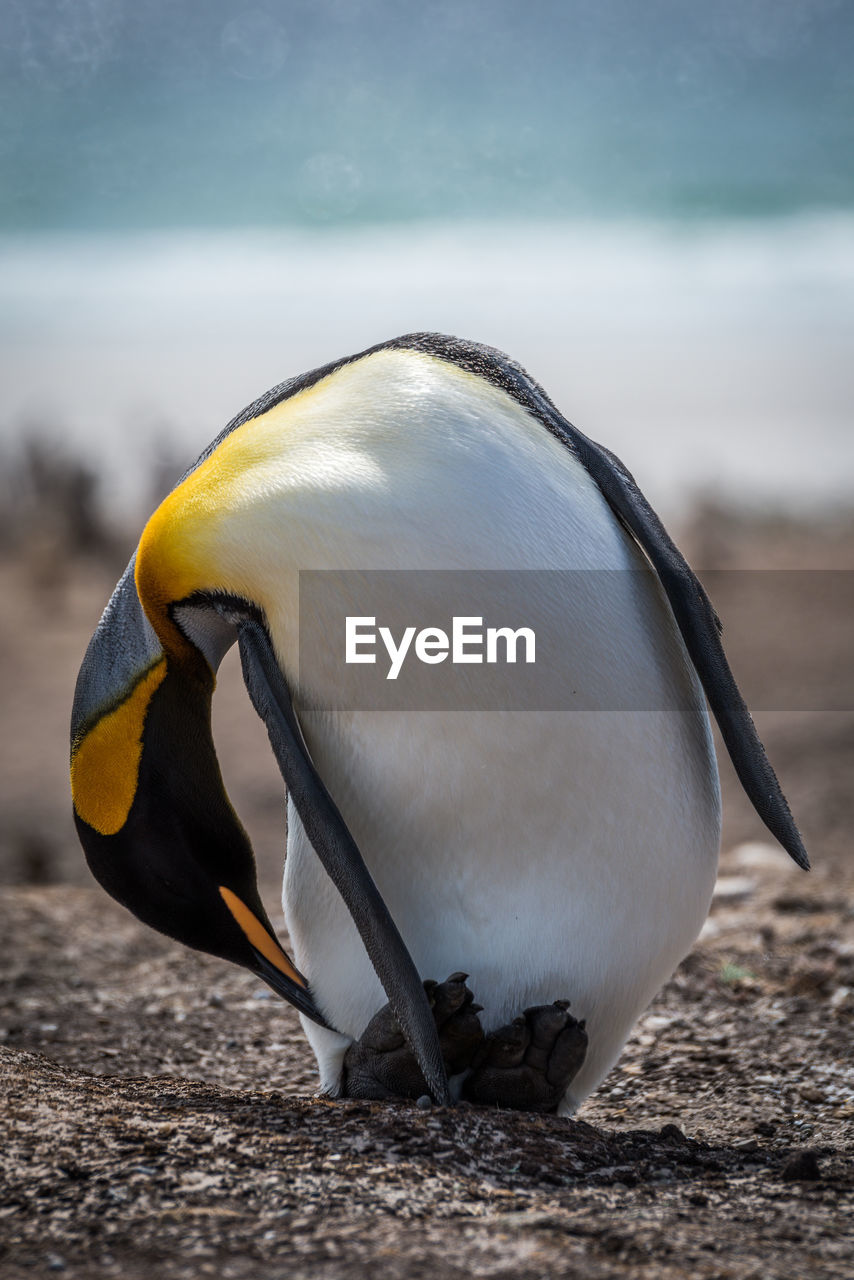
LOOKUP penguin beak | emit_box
[70,561,328,1026]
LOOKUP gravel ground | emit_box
[1,511,852,1278]
[1,842,852,1279]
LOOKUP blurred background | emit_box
[0,0,852,890]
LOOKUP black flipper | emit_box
[379,334,809,870]
[559,433,809,871]
[237,617,451,1105]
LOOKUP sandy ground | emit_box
[1,507,852,1278]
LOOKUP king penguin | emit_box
[70,333,807,1113]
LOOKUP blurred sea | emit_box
[1,1,852,515]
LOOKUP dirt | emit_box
[1,508,852,1278]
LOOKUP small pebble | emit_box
[781,1149,822,1182]
[416,1094,432,1111]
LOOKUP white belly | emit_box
[220,348,724,1109]
[283,625,720,1110]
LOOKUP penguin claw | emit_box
[462,1000,588,1113]
[341,980,587,1112]
[341,973,485,1102]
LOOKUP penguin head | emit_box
[70,546,319,1018]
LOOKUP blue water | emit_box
[1,0,852,231]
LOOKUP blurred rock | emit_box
[729,842,795,872]
[713,876,757,903]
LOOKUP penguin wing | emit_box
[557,428,809,871]
[381,333,809,870]
[236,616,451,1103]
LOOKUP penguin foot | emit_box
[342,972,485,1101]
[461,1000,588,1113]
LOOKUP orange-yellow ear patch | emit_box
[219,886,306,988]
[71,658,167,836]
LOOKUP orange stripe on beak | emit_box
[218,886,306,988]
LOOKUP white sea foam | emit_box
[1,215,852,517]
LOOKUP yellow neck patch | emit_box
[219,886,306,988]
[71,659,167,836]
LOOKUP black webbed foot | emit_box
[461,1000,587,1113]
[342,972,484,1100]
